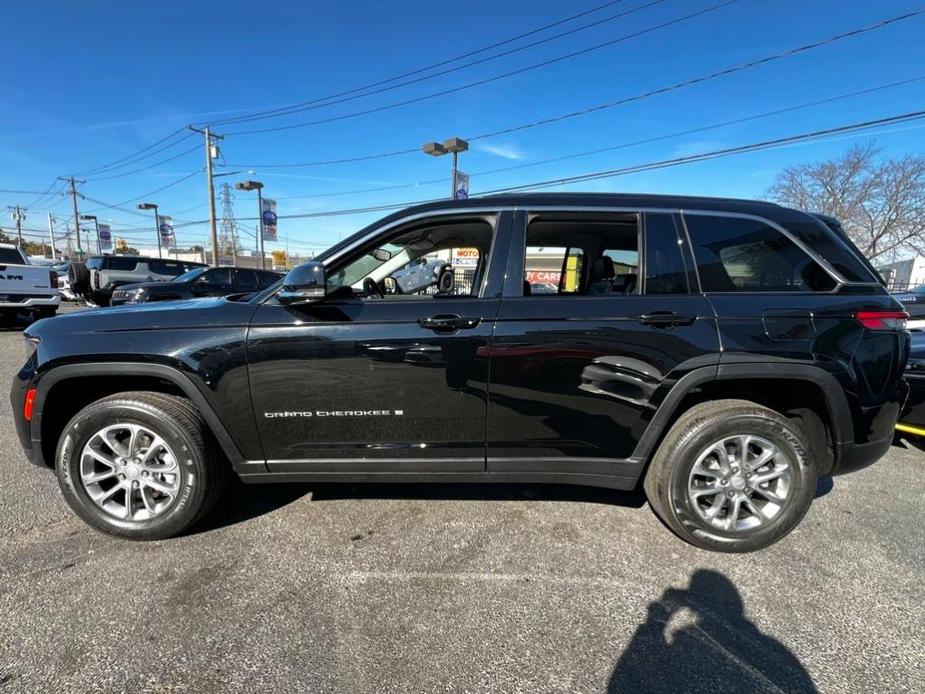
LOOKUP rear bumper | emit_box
[833,436,893,476]
[0,296,60,309]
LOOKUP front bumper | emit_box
[9,366,47,468]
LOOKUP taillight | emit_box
[50,270,58,289]
[23,388,36,421]
[855,310,908,330]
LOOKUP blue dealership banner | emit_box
[261,198,278,242]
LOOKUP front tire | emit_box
[644,399,817,553]
[56,392,227,540]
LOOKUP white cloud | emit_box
[476,142,526,161]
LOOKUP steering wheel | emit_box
[363,277,383,299]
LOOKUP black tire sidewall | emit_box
[67,262,90,295]
[665,412,817,552]
[57,401,207,539]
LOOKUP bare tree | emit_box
[767,142,925,262]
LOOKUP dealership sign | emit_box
[525,270,561,284]
[261,198,278,242]
[98,223,112,252]
[454,171,469,200]
[452,247,479,267]
[159,216,175,247]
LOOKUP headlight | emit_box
[117,288,147,302]
[23,334,40,361]
[906,357,925,373]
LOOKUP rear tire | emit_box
[643,399,817,553]
[56,391,228,540]
[34,306,57,320]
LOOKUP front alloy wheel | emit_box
[80,423,181,522]
[57,391,227,540]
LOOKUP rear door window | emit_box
[685,215,836,292]
[523,213,639,296]
[203,268,232,284]
[644,214,690,294]
[235,269,258,289]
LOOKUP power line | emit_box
[248,75,925,202]
[211,0,666,127]
[61,1,638,179]
[206,0,630,126]
[481,109,925,192]
[71,127,193,177]
[229,8,925,167]
[84,143,201,181]
[23,179,64,209]
[226,0,737,135]
[191,108,925,225]
[82,170,204,214]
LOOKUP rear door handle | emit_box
[636,311,696,327]
[418,314,482,331]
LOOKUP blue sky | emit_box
[3,0,924,254]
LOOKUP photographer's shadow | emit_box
[609,569,817,693]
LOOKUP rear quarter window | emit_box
[788,220,879,283]
[104,256,139,271]
[0,248,25,264]
[148,260,186,276]
[685,215,836,292]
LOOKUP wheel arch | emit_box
[631,363,852,476]
[32,363,245,469]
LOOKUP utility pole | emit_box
[47,213,57,260]
[189,126,223,266]
[59,176,84,259]
[7,206,25,246]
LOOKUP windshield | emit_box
[174,267,208,283]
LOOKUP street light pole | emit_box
[236,180,266,270]
[422,137,469,200]
[137,203,161,257]
[79,214,102,255]
[257,186,265,270]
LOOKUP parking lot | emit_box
[0,306,921,693]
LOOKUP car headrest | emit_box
[522,280,532,296]
[591,256,615,281]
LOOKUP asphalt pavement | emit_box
[0,304,923,693]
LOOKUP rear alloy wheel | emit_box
[644,399,817,552]
[57,392,227,540]
[687,434,794,533]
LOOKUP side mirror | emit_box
[278,261,326,306]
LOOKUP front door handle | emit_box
[418,314,482,332]
[636,311,696,328]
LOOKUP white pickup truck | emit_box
[0,244,60,320]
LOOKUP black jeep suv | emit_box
[109,266,282,305]
[11,193,909,552]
